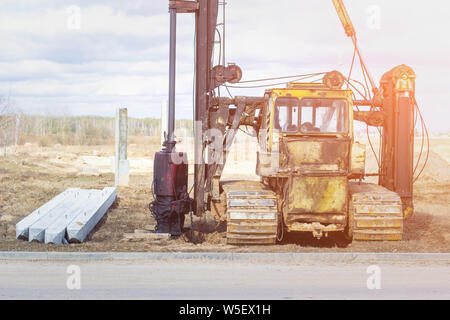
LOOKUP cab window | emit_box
[274,97,299,133]
[299,98,348,134]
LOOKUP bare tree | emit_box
[0,93,20,157]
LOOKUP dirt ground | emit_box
[0,136,449,252]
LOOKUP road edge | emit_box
[0,251,449,264]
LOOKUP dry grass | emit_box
[0,135,449,252]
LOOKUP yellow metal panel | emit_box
[266,88,354,140]
[283,138,349,171]
[286,140,323,164]
[350,142,366,175]
[270,88,352,100]
[268,95,275,151]
[288,176,347,214]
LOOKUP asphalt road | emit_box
[0,256,449,299]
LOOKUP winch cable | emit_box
[225,73,326,89]
[350,78,369,100]
[366,116,381,170]
[344,77,382,172]
[413,106,425,175]
[224,84,234,98]
[188,22,198,242]
[347,48,356,90]
[359,57,372,100]
[236,72,328,84]
[351,34,376,97]
[346,47,357,90]
[214,28,222,98]
[346,33,384,173]
[215,2,233,99]
[413,98,430,183]
[344,79,367,101]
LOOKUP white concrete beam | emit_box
[28,189,91,242]
[15,188,79,240]
[44,190,101,244]
[26,189,84,242]
[66,187,117,243]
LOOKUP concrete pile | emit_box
[16,187,117,244]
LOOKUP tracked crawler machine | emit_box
[151,0,424,245]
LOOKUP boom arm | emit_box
[332,0,377,91]
[332,0,355,37]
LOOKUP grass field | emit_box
[0,134,449,252]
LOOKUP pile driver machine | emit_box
[150,0,428,245]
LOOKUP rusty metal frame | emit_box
[193,0,219,215]
[169,0,199,13]
[379,65,415,216]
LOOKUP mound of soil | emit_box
[415,150,450,184]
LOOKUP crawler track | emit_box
[224,182,278,245]
[349,183,403,241]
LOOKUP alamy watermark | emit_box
[366,5,381,30]
[167,121,280,171]
[67,5,82,30]
[66,264,81,290]
[366,265,382,290]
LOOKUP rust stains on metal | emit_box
[169,1,199,13]
[280,137,350,173]
[349,182,403,241]
[286,176,348,215]
[223,181,278,245]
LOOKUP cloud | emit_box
[0,5,173,38]
[0,0,448,131]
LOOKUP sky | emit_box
[0,0,449,132]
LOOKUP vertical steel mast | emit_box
[166,6,177,152]
[162,1,218,218]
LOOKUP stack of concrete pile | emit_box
[16,187,117,244]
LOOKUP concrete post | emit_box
[161,100,168,147]
[115,107,129,186]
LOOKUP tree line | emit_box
[0,113,194,148]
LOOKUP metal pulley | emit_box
[211,64,242,88]
[323,70,345,90]
[391,64,416,92]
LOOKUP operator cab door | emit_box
[277,97,351,229]
[256,95,279,176]
[278,97,352,173]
